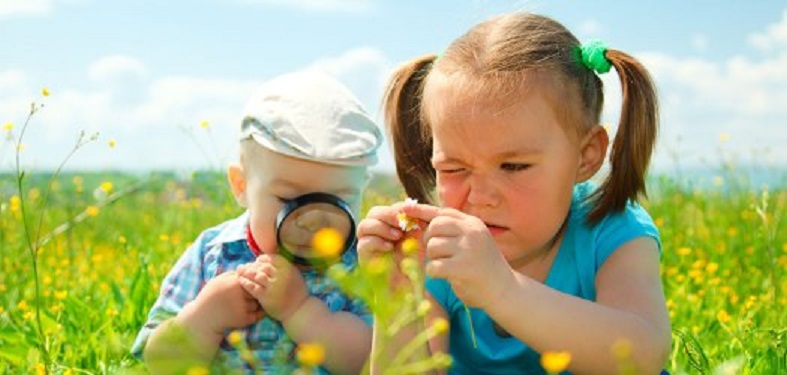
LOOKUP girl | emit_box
[357,12,671,374]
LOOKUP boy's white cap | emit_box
[240,70,383,166]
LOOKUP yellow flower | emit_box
[718,132,730,142]
[118,235,127,244]
[108,139,116,148]
[401,237,420,255]
[35,363,46,375]
[17,300,29,311]
[717,310,732,323]
[2,122,12,132]
[297,342,326,367]
[9,195,21,212]
[540,351,572,373]
[396,212,420,232]
[72,176,84,185]
[0,306,4,314]
[432,317,449,334]
[54,290,68,300]
[99,181,114,193]
[312,228,344,258]
[199,120,210,128]
[227,330,244,346]
[676,247,691,256]
[85,206,100,217]
[705,262,719,274]
[42,87,50,97]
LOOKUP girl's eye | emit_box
[437,168,464,174]
[501,163,530,172]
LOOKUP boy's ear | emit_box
[576,125,609,182]
[227,163,248,207]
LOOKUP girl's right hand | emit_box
[357,203,426,288]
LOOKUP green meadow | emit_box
[1,168,785,374]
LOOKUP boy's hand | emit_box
[178,271,264,339]
[237,254,308,322]
[356,202,428,289]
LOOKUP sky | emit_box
[2,0,786,176]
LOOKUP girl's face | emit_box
[425,76,588,270]
[230,145,367,255]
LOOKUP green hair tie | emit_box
[580,40,611,74]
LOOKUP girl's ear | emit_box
[227,163,248,207]
[576,125,609,182]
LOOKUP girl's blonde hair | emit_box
[384,12,658,224]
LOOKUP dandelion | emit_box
[432,317,449,334]
[17,300,29,311]
[311,228,344,258]
[401,237,420,255]
[35,363,46,375]
[108,139,116,148]
[9,195,21,212]
[199,120,210,129]
[85,205,100,217]
[99,181,114,193]
[717,310,732,323]
[718,132,730,142]
[227,330,244,346]
[297,342,326,367]
[676,247,691,256]
[0,307,4,314]
[54,290,68,300]
[42,87,50,97]
[2,122,12,132]
[540,351,572,374]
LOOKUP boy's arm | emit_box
[281,296,372,375]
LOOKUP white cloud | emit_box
[235,0,372,13]
[88,55,148,83]
[749,9,787,52]
[0,0,51,18]
[0,0,86,18]
[0,48,396,172]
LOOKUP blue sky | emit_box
[2,0,786,175]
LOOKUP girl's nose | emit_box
[466,174,499,208]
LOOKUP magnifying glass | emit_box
[276,192,356,268]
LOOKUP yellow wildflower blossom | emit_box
[42,87,50,97]
[297,342,326,367]
[227,330,244,346]
[85,206,100,217]
[108,139,116,148]
[2,122,12,132]
[541,351,572,373]
[312,228,344,258]
[401,237,420,255]
[199,120,210,129]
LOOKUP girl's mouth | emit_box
[486,224,508,235]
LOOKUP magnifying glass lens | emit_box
[276,193,356,267]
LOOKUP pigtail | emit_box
[587,49,659,224]
[383,54,438,204]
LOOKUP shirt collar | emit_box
[206,211,250,248]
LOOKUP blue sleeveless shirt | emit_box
[425,182,661,374]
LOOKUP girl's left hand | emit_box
[402,204,516,310]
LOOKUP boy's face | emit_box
[229,144,368,256]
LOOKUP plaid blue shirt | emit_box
[131,211,370,374]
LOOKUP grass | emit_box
[0,169,785,374]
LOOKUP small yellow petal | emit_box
[297,342,326,367]
[42,88,50,97]
[312,228,344,258]
[541,351,572,373]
